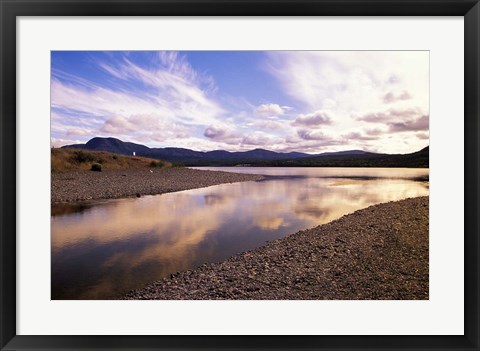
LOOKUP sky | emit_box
[51,51,429,154]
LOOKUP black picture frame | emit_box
[1,0,479,350]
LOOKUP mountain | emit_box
[266,146,429,168]
[62,137,312,165]
[61,137,429,168]
[319,150,371,156]
[83,137,150,155]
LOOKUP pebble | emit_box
[52,168,263,204]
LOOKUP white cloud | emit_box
[251,120,286,131]
[266,51,428,114]
[100,114,191,142]
[255,103,285,117]
[242,132,283,146]
[322,99,337,109]
[66,127,92,137]
[52,51,429,154]
[51,137,84,148]
[265,51,429,153]
[101,116,136,134]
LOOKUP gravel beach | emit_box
[124,196,429,300]
[51,168,263,204]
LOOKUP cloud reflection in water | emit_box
[51,167,429,299]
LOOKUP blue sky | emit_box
[51,51,429,153]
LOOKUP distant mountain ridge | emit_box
[61,137,429,168]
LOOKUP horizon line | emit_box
[55,136,429,156]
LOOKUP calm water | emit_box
[51,167,429,299]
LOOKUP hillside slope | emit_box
[51,148,171,172]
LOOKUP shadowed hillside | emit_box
[263,146,429,168]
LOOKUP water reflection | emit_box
[51,167,429,299]
[193,166,429,179]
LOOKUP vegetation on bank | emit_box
[258,146,429,168]
[161,147,429,168]
[51,148,172,173]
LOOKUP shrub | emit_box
[112,155,118,160]
[149,161,165,168]
[72,150,95,163]
[90,163,102,172]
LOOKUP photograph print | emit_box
[51,51,429,300]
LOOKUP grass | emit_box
[149,160,165,168]
[51,148,172,173]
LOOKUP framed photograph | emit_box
[1,0,479,350]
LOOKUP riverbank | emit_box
[51,168,263,204]
[124,196,429,300]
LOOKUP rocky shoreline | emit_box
[51,168,263,204]
[124,196,429,300]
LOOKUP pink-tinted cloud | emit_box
[356,108,422,123]
[388,115,429,132]
[101,116,136,134]
[51,137,85,148]
[251,120,286,131]
[365,128,385,136]
[297,129,329,141]
[100,114,191,142]
[204,125,241,142]
[383,91,412,104]
[242,132,282,146]
[416,132,429,140]
[342,132,378,141]
[66,127,92,137]
[292,110,332,127]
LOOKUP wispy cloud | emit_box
[65,127,92,137]
[52,52,225,147]
[265,51,428,115]
[263,51,429,153]
[251,120,286,131]
[51,51,429,154]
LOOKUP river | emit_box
[51,167,429,299]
